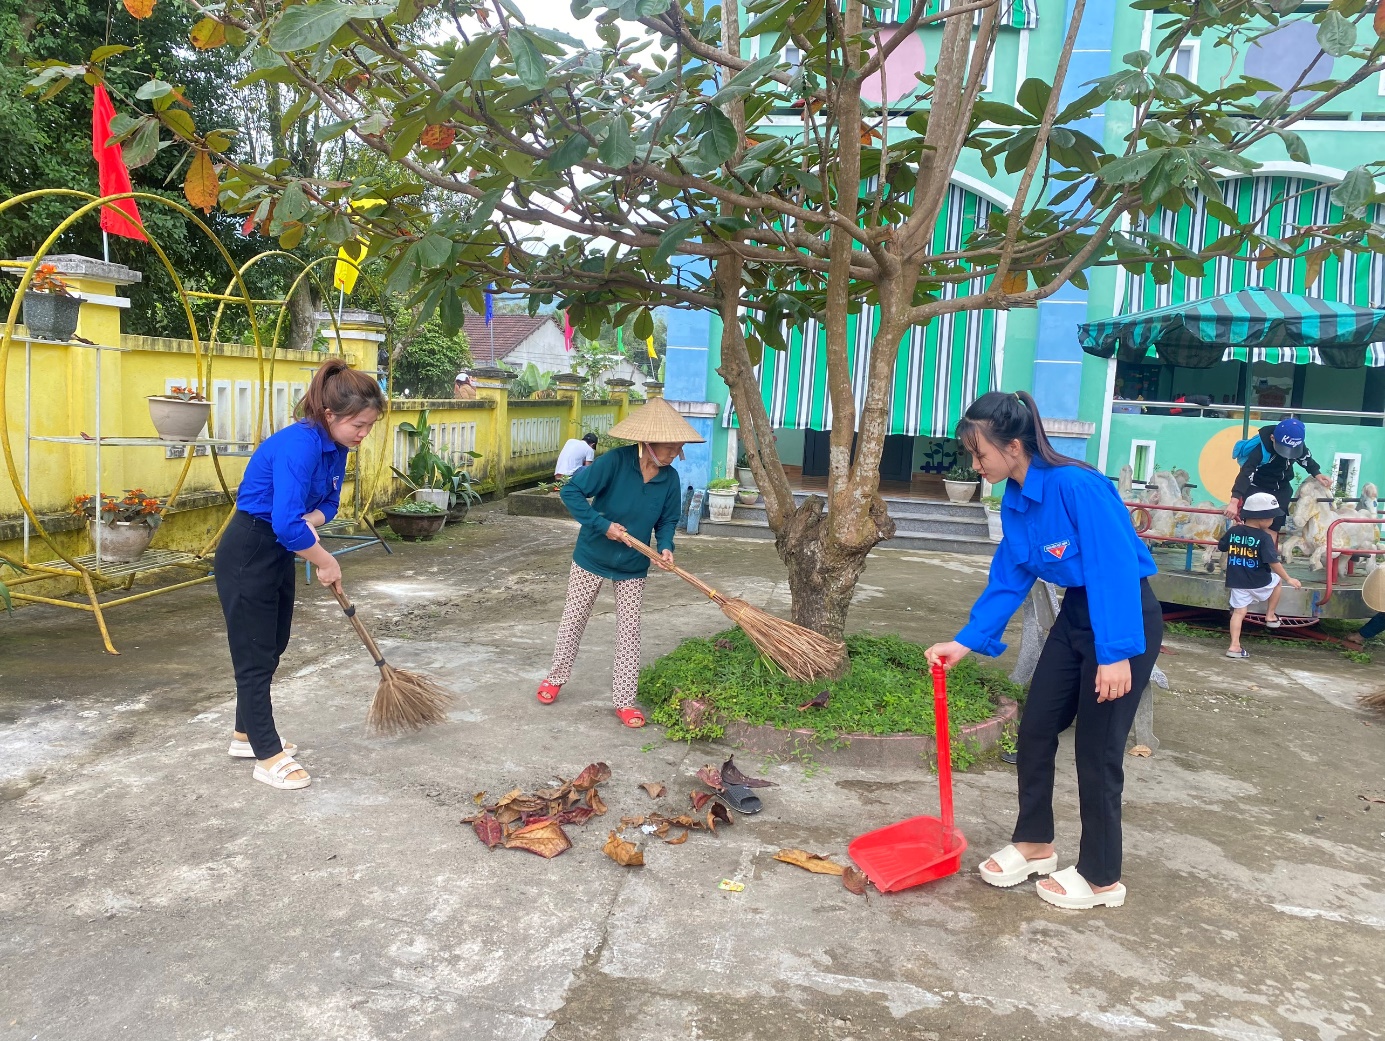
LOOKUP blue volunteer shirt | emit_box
[955,458,1157,666]
[237,420,347,552]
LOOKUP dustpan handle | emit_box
[931,664,955,840]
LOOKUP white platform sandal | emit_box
[252,755,311,791]
[229,737,296,759]
[1035,866,1126,909]
[978,844,1059,888]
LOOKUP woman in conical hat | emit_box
[536,398,704,727]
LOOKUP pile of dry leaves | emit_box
[461,761,612,860]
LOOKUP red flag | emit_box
[92,84,147,242]
[562,311,574,352]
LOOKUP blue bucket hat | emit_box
[1271,417,1307,460]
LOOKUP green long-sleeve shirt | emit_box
[559,444,682,580]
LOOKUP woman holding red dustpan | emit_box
[926,391,1162,910]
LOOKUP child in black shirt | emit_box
[1217,492,1302,658]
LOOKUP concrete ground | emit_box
[2,506,1383,1041]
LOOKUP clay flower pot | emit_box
[88,520,155,564]
[147,396,211,442]
[943,480,978,504]
[383,508,447,541]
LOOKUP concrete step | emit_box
[696,519,996,557]
[727,499,989,539]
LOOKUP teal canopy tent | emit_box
[1078,287,1385,435]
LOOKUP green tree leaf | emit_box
[269,1,400,53]
[548,132,591,171]
[599,115,637,167]
[697,106,738,166]
[1316,11,1357,57]
[509,29,549,91]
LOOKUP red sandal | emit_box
[536,680,561,705]
[615,707,646,728]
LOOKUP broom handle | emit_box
[618,532,720,601]
[932,663,955,840]
[331,583,387,667]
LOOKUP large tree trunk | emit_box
[287,281,319,353]
[776,494,896,641]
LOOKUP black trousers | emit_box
[1012,579,1162,887]
[215,512,295,760]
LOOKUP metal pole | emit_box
[94,344,102,566]
[1240,358,1252,438]
[23,339,30,561]
[489,324,495,366]
[102,231,109,264]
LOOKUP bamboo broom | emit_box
[621,533,847,681]
[1358,688,1385,709]
[330,583,453,734]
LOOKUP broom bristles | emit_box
[721,597,847,682]
[366,663,454,735]
[1358,688,1385,709]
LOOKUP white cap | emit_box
[1242,492,1282,518]
[455,372,471,383]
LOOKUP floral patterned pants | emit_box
[546,562,645,708]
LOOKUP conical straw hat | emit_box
[1363,566,1385,614]
[606,397,705,443]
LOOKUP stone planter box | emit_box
[679,697,1019,770]
[22,292,81,342]
[508,490,574,520]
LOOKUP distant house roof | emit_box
[463,313,555,365]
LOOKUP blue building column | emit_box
[661,308,716,492]
[1030,0,1112,459]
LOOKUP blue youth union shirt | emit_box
[954,458,1157,666]
[237,420,347,552]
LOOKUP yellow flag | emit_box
[332,198,385,296]
[646,335,657,360]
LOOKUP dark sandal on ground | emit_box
[537,680,561,704]
[615,707,645,728]
[719,784,762,814]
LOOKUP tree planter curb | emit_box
[678,697,1018,769]
[508,490,574,520]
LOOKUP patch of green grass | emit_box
[1343,649,1373,664]
[637,628,1020,748]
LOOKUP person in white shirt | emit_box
[555,433,598,478]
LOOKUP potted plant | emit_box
[707,477,739,521]
[22,263,81,343]
[735,446,755,489]
[981,495,1003,542]
[943,463,980,504]
[147,385,211,442]
[736,486,759,506]
[382,499,448,541]
[73,489,164,564]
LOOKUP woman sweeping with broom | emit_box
[926,391,1162,910]
[537,398,702,728]
[217,359,384,790]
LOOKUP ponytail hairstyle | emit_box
[298,358,385,426]
[955,390,1095,472]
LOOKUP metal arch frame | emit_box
[0,190,270,652]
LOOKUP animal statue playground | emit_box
[1117,466,1382,579]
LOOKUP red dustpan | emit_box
[848,663,968,892]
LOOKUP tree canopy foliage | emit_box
[31,0,1385,634]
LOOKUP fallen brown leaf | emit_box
[573,762,612,791]
[721,755,776,788]
[797,690,831,712]
[665,829,690,845]
[667,813,701,829]
[774,849,845,876]
[620,815,647,827]
[602,830,645,867]
[534,785,570,801]
[503,819,571,859]
[696,765,725,791]
[555,806,597,826]
[714,638,734,650]
[641,782,667,799]
[494,788,524,807]
[1359,794,1385,804]
[690,790,714,811]
[472,814,504,849]
[508,795,549,814]
[706,802,732,834]
[494,805,522,826]
[586,788,608,816]
[842,866,869,895]
[472,791,486,806]
[1129,745,1153,758]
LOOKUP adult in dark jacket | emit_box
[1226,417,1332,531]
[536,398,702,728]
